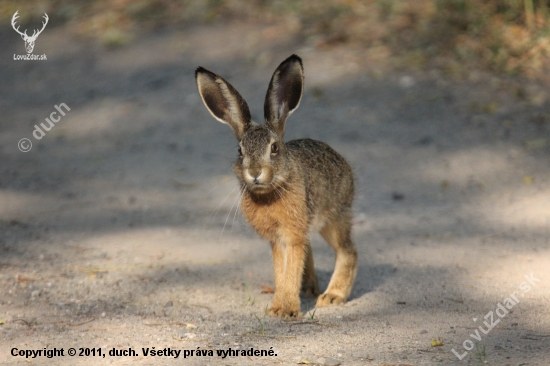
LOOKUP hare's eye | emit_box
[238,147,243,156]
[271,143,278,154]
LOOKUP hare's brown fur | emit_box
[195,55,358,318]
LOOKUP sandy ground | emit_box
[1,20,550,366]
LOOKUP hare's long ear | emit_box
[195,67,252,140]
[264,54,304,138]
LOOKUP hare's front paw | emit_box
[315,292,346,307]
[267,304,302,319]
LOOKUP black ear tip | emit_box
[195,66,206,79]
[195,66,219,81]
[279,55,303,73]
[287,54,303,65]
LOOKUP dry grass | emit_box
[2,0,550,77]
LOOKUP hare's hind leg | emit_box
[301,243,320,298]
[316,214,357,307]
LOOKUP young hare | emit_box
[195,55,357,318]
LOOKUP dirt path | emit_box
[1,21,549,365]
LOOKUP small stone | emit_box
[353,212,367,224]
[420,329,428,334]
[316,357,341,366]
[416,136,433,145]
[164,301,173,308]
[101,312,106,318]
[391,192,404,201]
[177,330,196,340]
[399,75,415,89]
[31,290,40,298]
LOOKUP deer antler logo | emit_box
[12,11,49,54]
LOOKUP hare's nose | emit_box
[247,168,263,184]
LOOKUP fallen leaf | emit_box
[16,275,36,283]
[0,320,4,325]
[298,360,312,364]
[524,138,548,150]
[181,332,195,339]
[431,337,444,347]
[484,101,498,114]
[186,323,197,329]
[523,176,535,185]
[261,285,275,293]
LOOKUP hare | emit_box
[195,55,357,318]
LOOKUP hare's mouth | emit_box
[247,182,274,194]
[246,177,288,196]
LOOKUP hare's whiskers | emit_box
[271,183,282,199]
[231,185,245,232]
[220,185,244,239]
[205,176,234,196]
[270,182,283,200]
[272,182,291,207]
[209,184,238,225]
[272,179,288,194]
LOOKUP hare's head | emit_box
[196,55,304,194]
